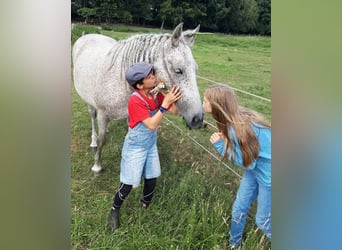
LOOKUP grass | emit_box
[71,24,271,249]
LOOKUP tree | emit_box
[159,0,174,28]
[217,0,259,34]
[72,0,91,19]
[126,0,153,25]
[237,0,259,33]
[77,7,98,24]
[96,0,118,23]
[181,1,206,28]
[216,0,231,33]
[255,0,271,35]
[71,0,271,35]
[199,0,218,31]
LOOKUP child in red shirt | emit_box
[107,62,182,231]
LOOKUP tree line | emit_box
[71,0,270,35]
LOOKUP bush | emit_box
[71,24,101,45]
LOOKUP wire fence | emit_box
[163,75,271,179]
[197,75,271,103]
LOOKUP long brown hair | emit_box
[204,84,271,167]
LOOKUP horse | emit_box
[72,23,204,173]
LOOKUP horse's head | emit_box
[155,23,203,129]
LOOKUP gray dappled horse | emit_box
[72,23,204,173]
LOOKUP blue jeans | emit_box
[229,169,271,247]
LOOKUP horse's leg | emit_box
[91,110,108,173]
[87,104,98,150]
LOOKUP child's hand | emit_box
[210,132,223,144]
[162,86,182,107]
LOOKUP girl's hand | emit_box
[161,86,182,107]
[210,132,223,144]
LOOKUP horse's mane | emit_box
[108,33,171,71]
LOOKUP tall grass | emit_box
[71,24,271,249]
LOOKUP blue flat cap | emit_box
[125,62,153,85]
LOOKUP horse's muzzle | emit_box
[186,113,204,129]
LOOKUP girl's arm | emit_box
[210,132,226,156]
[211,132,257,169]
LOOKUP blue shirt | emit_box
[212,123,271,187]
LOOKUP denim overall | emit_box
[120,92,161,188]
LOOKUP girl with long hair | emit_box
[203,84,271,248]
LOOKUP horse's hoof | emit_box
[91,164,102,174]
[90,146,97,152]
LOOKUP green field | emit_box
[71,24,271,249]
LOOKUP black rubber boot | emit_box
[107,208,120,231]
[140,200,148,209]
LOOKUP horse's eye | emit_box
[175,68,183,74]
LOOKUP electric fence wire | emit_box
[163,116,242,179]
[163,75,271,179]
[197,75,271,103]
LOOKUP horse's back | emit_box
[73,34,116,63]
[73,34,118,108]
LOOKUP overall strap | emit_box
[128,91,158,126]
[132,91,150,111]
[131,91,158,112]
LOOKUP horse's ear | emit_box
[171,22,183,47]
[183,24,200,47]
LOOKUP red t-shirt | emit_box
[128,91,164,128]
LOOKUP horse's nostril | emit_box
[191,114,204,129]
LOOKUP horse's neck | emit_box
[108,34,168,75]
[123,34,167,62]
